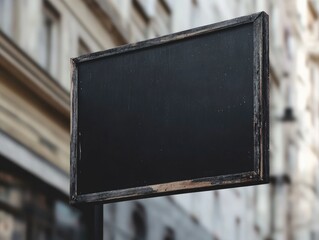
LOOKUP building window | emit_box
[78,39,91,56]
[158,0,171,31]
[0,160,87,240]
[150,0,172,37]
[0,0,17,38]
[308,1,318,33]
[38,1,60,78]
[104,204,117,240]
[131,203,146,240]
[0,210,26,240]
[163,227,175,240]
[131,0,150,41]
[235,217,241,240]
[191,0,200,28]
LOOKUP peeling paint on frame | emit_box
[70,12,269,205]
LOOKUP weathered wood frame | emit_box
[70,12,269,205]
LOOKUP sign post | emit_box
[70,12,269,239]
[80,205,103,239]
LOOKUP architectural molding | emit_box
[0,30,69,118]
[0,130,69,195]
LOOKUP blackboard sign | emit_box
[70,12,269,204]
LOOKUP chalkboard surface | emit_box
[70,12,269,204]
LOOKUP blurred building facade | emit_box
[170,1,319,240]
[0,0,318,240]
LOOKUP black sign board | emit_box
[70,12,269,205]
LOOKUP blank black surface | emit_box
[77,23,254,195]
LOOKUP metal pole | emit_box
[94,205,103,240]
[81,204,103,240]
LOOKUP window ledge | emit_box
[0,30,69,119]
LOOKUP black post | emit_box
[82,204,103,240]
[94,205,103,240]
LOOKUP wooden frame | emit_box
[70,12,269,205]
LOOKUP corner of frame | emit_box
[253,11,269,22]
[69,194,78,205]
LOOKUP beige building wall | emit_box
[0,0,120,188]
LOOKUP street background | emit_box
[0,0,318,239]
